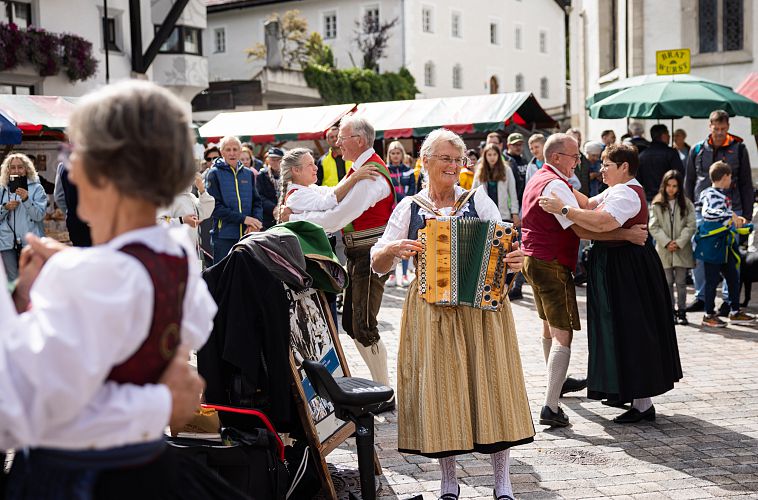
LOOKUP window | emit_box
[4,1,31,28]
[105,17,120,51]
[489,75,499,94]
[699,0,744,53]
[155,25,203,55]
[451,11,461,38]
[452,64,462,89]
[0,82,33,95]
[424,61,435,87]
[490,21,499,45]
[539,30,547,53]
[214,27,226,53]
[323,11,337,39]
[515,73,524,92]
[365,6,380,33]
[514,25,522,49]
[598,0,618,75]
[540,77,549,99]
[422,7,433,33]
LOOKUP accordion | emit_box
[417,217,515,311]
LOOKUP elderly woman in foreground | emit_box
[371,129,534,500]
[1,81,235,499]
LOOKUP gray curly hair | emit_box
[419,128,466,159]
[67,80,195,206]
[0,153,39,187]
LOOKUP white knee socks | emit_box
[353,339,390,386]
[439,456,458,497]
[491,450,513,499]
[541,336,552,364]
[632,397,653,412]
[545,345,571,412]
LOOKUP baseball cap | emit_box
[507,133,525,145]
[267,147,284,158]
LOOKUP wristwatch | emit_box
[561,206,570,216]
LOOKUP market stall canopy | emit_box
[588,79,758,119]
[0,95,79,134]
[0,112,22,145]
[198,103,356,142]
[735,72,758,103]
[352,92,557,139]
[585,74,728,109]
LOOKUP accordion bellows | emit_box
[417,217,515,311]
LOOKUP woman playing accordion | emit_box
[371,129,534,500]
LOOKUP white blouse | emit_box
[590,178,643,226]
[0,225,216,450]
[286,183,338,213]
[370,185,503,274]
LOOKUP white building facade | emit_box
[205,0,566,114]
[569,0,757,162]
[0,0,209,105]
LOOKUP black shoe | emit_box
[539,405,570,427]
[560,376,587,397]
[676,310,689,326]
[375,396,395,415]
[601,399,630,409]
[574,273,587,285]
[685,299,704,312]
[717,302,730,318]
[613,405,656,424]
[508,289,523,301]
[493,490,515,500]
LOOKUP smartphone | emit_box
[8,175,28,193]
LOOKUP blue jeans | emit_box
[704,254,740,315]
[212,237,237,265]
[693,211,731,304]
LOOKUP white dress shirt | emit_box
[371,185,502,274]
[541,163,580,229]
[286,183,338,213]
[290,148,392,233]
[590,178,643,226]
[0,225,216,450]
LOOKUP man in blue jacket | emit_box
[205,136,263,264]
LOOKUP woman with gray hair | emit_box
[371,128,534,500]
[0,152,47,281]
[1,80,232,498]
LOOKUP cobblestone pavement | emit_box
[329,283,758,499]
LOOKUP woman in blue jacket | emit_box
[0,153,47,281]
[205,136,263,263]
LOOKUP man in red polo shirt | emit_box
[521,133,646,428]
[286,117,395,410]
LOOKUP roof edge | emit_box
[208,0,301,13]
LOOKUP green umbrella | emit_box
[584,74,727,109]
[589,80,758,119]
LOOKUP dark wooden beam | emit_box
[128,0,143,73]
[129,0,189,74]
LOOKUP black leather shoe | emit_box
[539,405,570,427]
[601,399,630,409]
[613,405,655,424]
[717,302,730,317]
[375,396,395,414]
[685,299,704,312]
[493,490,515,500]
[560,376,587,397]
[676,310,689,326]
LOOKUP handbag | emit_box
[168,405,289,500]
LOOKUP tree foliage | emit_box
[304,65,418,105]
[353,13,398,71]
[245,10,309,67]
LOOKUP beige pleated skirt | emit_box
[397,280,535,457]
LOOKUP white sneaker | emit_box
[386,274,396,287]
[399,275,410,287]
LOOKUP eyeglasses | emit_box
[427,154,471,167]
[205,155,220,162]
[600,161,617,171]
[337,134,360,142]
[556,152,582,162]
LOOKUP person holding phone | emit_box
[0,153,47,281]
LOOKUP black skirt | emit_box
[586,240,683,401]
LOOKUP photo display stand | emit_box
[286,287,381,499]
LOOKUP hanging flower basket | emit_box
[0,22,97,81]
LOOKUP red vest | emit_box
[108,244,188,385]
[621,184,648,228]
[344,152,394,232]
[521,166,580,270]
